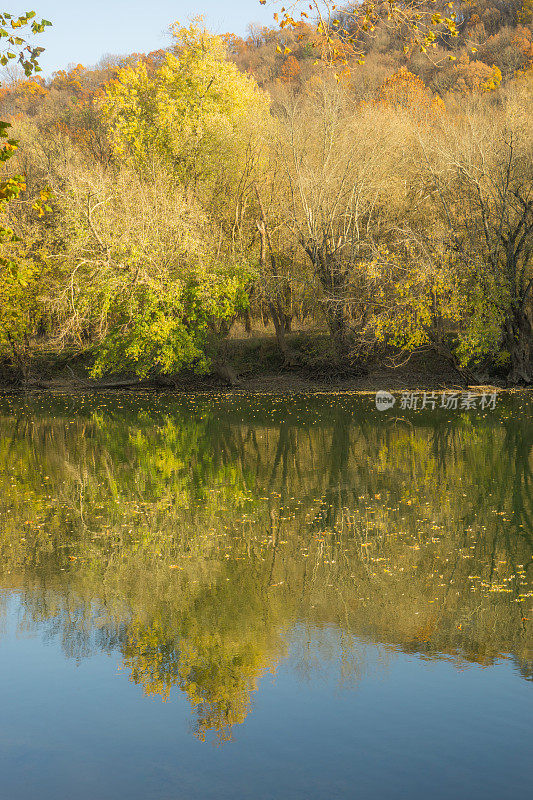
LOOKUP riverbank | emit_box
[0,336,523,393]
[0,363,509,395]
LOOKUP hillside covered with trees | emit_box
[0,1,532,387]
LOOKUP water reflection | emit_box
[0,392,532,743]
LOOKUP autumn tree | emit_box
[42,160,250,380]
[431,89,533,382]
[0,10,50,378]
[277,80,413,362]
[280,53,301,83]
[5,20,277,383]
[450,55,503,92]
[382,83,533,383]
[101,19,271,211]
[375,65,445,110]
[270,0,460,69]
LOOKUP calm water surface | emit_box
[0,391,532,799]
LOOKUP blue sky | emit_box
[16,1,275,76]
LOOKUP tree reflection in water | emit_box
[0,392,531,742]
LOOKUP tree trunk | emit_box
[425,328,478,386]
[256,217,298,365]
[7,335,30,383]
[304,243,350,365]
[320,285,350,364]
[325,302,349,364]
[506,308,533,384]
[268,301,297,365]
[213,361,241,387]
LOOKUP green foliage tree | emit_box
[0,10,50,377]
[47,165,250,379]
[31,19,273,381]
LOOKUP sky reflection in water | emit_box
[0,391,531,799]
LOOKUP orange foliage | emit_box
[452,55,503,92]
[118,49,167,73]
[222,33,248,58]
[0,75,49,117]
[512,25,533,66]
[375,67,444,112]
[19,76,48,98]
[50,64,86,93]
[280,54,301,83]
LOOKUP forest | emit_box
[0,1,532,388]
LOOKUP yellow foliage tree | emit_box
[102,19,271,194]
